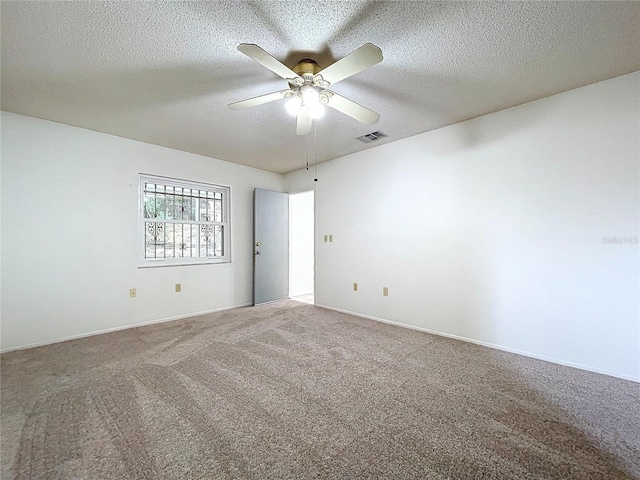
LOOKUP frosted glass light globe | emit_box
[285,97,301,116]
[301,85,320,105]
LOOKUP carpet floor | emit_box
[1,301,639,479]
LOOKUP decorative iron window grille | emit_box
[139,175,230,266]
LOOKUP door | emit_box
[253,188,289,305]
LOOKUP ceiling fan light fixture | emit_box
[285,97,301,116]
[301,85,320,105]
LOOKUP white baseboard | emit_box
[0,303,253,354]
[315,303,640,383]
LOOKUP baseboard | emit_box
[315,303,640,383]
[0,303,253,354]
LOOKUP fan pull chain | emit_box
[306,132,310,171]
[313,122,318,182]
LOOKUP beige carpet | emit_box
[1,301,639,479]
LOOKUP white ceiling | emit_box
[2,1,639,174]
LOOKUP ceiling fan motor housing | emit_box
[292,59,321,76]
[290,59,327,101]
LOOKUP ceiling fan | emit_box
[228,43,383,135]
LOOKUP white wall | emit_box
[286,72,640,381]
[1,113,283,351]
[3,73,638,379]
[289,191,314,297]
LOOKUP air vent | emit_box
[356,131,388,143]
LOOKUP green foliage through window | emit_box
[140,176,230,265]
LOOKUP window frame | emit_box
[138,174,231,267]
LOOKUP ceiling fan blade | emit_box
[296,106,312,136]
[237,43,301,81]
[318,43,383,85]
[325,91,380,125]
[228,91,285,109]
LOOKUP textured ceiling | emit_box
[2,1,639,174]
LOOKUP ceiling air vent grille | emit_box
[356,131,388,144]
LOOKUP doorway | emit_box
[289,191,314,304]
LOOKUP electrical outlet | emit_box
[175,283,181,293]
[353,283,358,292]
[130,288,136,298]
[329,235,333,242]
[383,287,389,296]
[324,234,328,242]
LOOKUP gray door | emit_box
[253,188,289,305]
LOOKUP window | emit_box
[139,174,230,266]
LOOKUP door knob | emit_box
[254,250,261,255]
